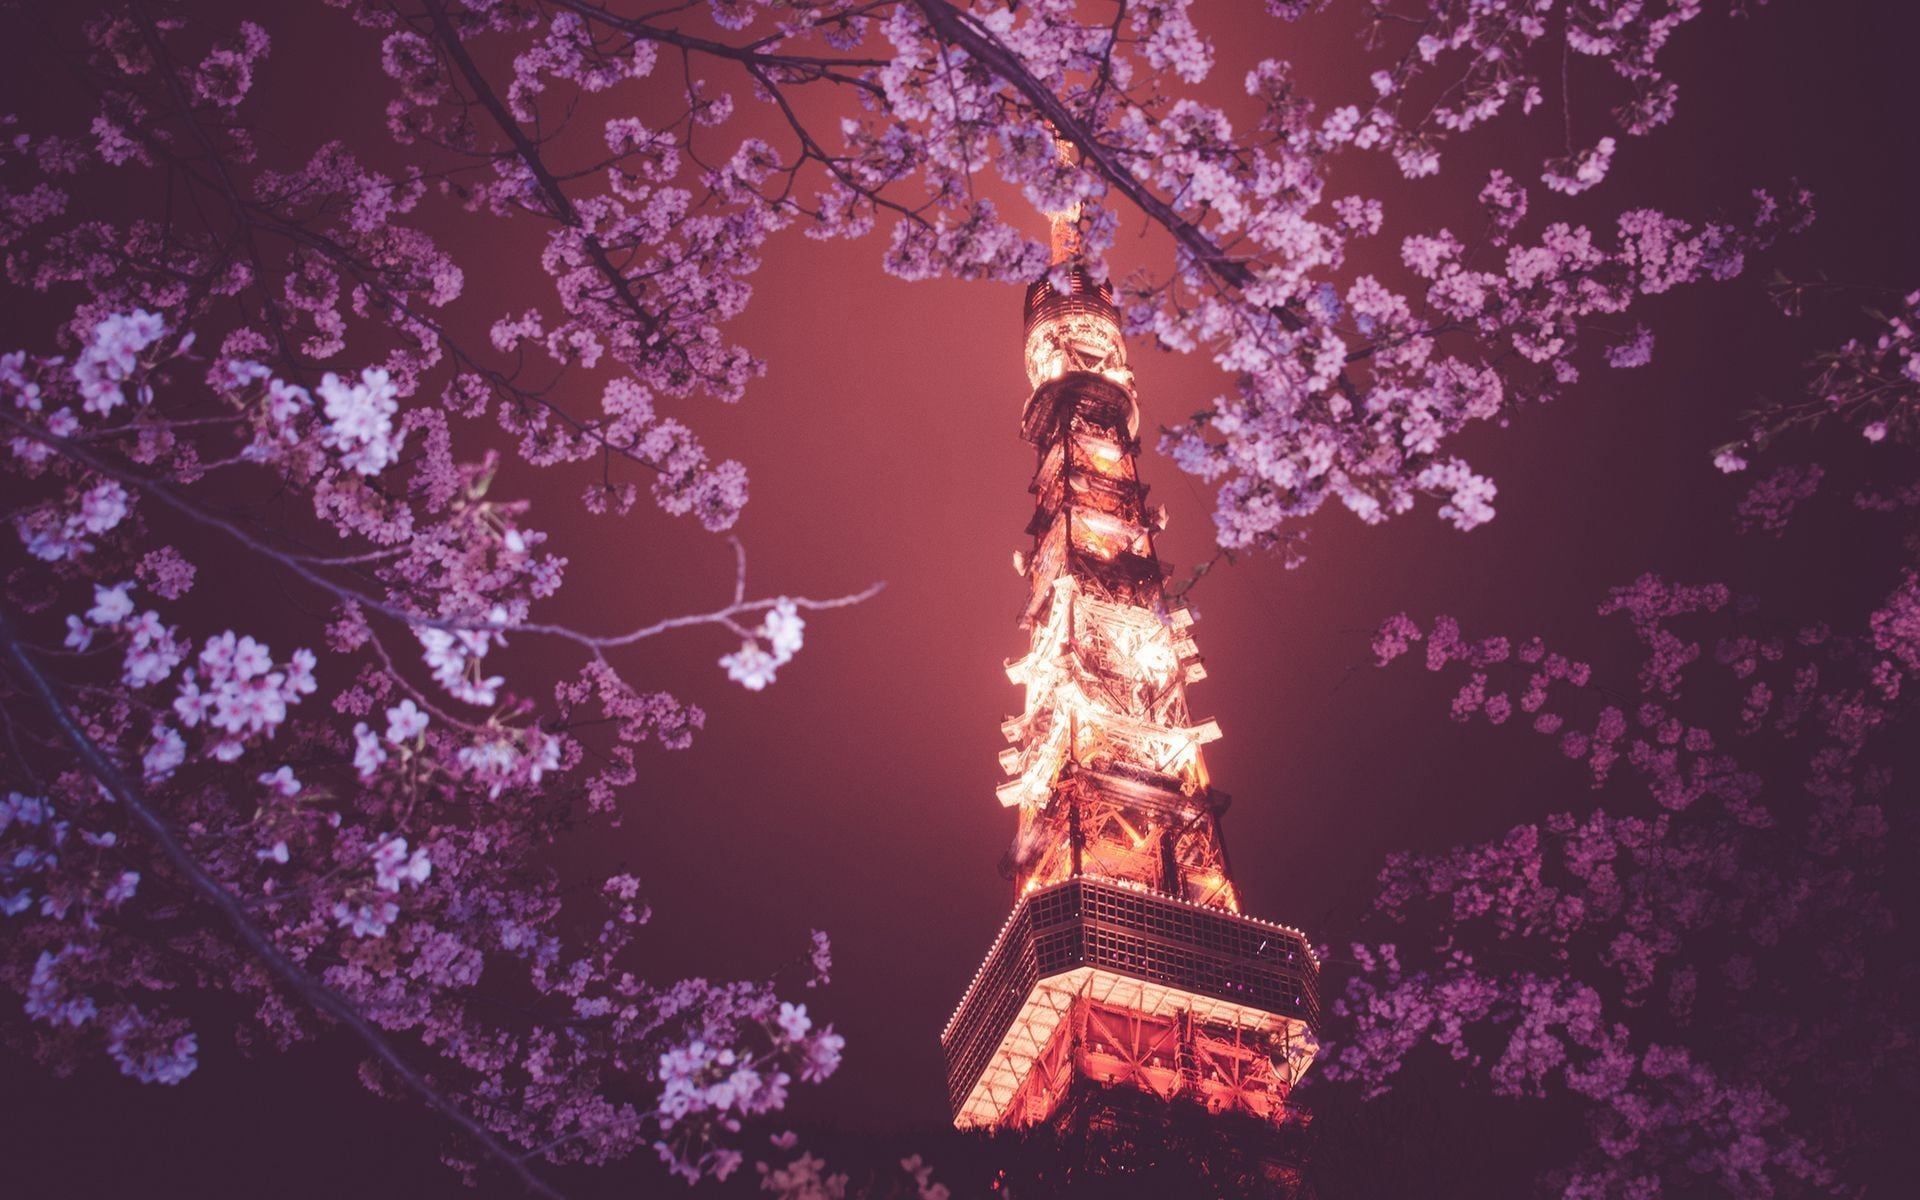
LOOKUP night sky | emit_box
[5,1,1919,1195]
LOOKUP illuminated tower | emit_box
[940,158,1320,1151]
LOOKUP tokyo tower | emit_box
[940,154,1321,1152]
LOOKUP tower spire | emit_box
[1046,130,1082,268]
[940,181,1321,1153]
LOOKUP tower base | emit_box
[942,877,1318,1130]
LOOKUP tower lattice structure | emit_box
[941,170,1320,1142]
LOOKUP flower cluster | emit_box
[652,999,846,1182]
[72,309,169,416]
[170,630,318,765]
[720,599,806,691]
[316,368,406,476]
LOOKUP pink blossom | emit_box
[1544,137,1617,196]
[332,898,399,938]
[371,835,431,892]
[316,368,405,477]
[72,310,166,416]
[351,722,387,779]
[383,699,427,745]
[87,582,133,626]
[776,1002,812,1041]
[104,1012,197,1085]
[720,599,806,690]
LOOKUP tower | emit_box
[940,155,1320,1155]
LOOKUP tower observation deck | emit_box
[940,157,1320,1141]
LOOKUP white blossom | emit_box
[719,598,806,690]
[141,725,185,782]
[332,898,398,938]
[372,834,432,892]
[87,582,133,625]
[776,1001,812,1041]
[315,367,405,476]
[384,698,428,745]
[352,722,387,778]
[72,309,167,416]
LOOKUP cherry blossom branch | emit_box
[908,0,1277,307]
[551,0,891,82]
[1,410,881,650]
[742,60,934,230]
[421,0,665,346]
[515,578,884,647]
[75,65,684,487]
[127,3,304,372]
[0,608,567,1200]
[241,208,679,479]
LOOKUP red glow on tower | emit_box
[941,162,1320,1140]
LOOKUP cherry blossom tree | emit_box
[1324,287,1918,1197]
[0,0,1905,1195]
[0,3,873,1191]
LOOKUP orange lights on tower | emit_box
[939,140,1321,1143]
